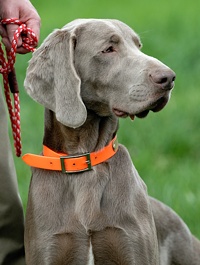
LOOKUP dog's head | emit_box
[24,19,175,128]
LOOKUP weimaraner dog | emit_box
[23,19,200,265]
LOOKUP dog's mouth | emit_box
[113,96,169,120]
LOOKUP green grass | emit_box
[2,0,200,238]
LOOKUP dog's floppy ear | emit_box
[24,26,87,128]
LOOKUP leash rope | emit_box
[0,18,38,157]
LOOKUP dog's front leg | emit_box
[25,231,91,265]
[25,171,92,265]
[91,226,159,265]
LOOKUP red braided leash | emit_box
[0,18,38,157]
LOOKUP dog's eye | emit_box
[102,46,115,53]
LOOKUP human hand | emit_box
[0,0,41,54]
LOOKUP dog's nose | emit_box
[150,70,176,90]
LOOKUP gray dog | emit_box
[23,19,200,265]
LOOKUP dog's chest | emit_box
[74,168,112,229]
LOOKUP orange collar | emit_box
[22,136,118,173]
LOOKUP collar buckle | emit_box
[60,153,92,174]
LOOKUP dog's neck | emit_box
[43,109,118,155]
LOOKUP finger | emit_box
[2,37,29,54]
[26,18,40,47]
[16,46,30,54]
[0,25,8,38]
[2,37,12,50]
[6,23,23,47]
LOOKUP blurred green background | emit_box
[3,0,200,237]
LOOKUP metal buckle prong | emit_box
[60,153,92,174]
[112,137,118,152]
